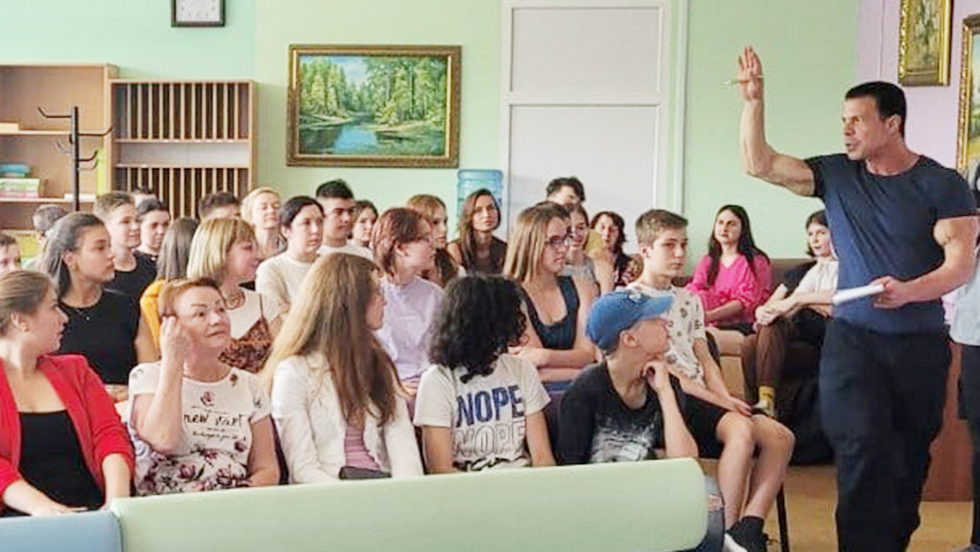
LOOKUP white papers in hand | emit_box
[831,283,885,306]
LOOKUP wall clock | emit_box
[172,0,225,27]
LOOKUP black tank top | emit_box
[58,290,139,385]
[522,276,580,350]
[18,411,102,511]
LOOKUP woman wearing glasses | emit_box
[504,202,597,390]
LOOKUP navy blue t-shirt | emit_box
[806,154,975,333]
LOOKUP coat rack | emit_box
[37,106,111,211]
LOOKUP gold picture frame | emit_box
[957,15,980,182]
[287,44,461,168]
[898,0,953,86]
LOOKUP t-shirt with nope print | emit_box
[414,354,550,471]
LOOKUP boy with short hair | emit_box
[94,192,156,299]
[0,233,22,275]
[198,191,240,220]
[315,179,372,259]
[628,209,794,552]
[558,290,697,464]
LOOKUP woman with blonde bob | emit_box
[241,187,284,262]
[504,202,596,389]
[265,254,423,482]
[187,218,284,374]
[129,278,279,495]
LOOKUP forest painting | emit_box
[288,45,461,168]
[958,16,980,184]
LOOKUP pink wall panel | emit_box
[858,0,980,169]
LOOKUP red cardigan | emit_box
[0,354,135,510]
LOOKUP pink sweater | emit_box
[685,254,772,326]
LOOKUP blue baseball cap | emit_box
[586,290,673,351]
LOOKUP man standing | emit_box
[737,46,978,550]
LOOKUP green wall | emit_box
[3,0,858,258]
[253,0,500,219]
[683,0,858,258]
[4,0,255,78]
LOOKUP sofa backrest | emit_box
[111,459,707,552]
[0,510,121,552]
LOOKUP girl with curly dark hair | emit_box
[414,275,554,473]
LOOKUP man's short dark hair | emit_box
[546,177,586,203]
[137,198,169,220]
[198,192,240,219]
[845,81,907,137]
[315,179,354,200]
[0,232,16,248]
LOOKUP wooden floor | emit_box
[750,464,972,551]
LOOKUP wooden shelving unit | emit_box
[0,64,116,231]
[110,80,255,219]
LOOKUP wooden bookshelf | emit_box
[0,64,116,231]
[110,80,255,219]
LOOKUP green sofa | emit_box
[111,458,708,552]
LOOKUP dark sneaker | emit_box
[728,517,767,552]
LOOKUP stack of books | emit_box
[0,163,41,198]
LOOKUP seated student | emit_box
[266,254,423,482]
[24,205,67,270]
[0,271,134,516]
[629,209,794,551]
[256,196,323,308]
[140,218,198,350]
[447,189,507,274]
[241,187,284,262]
[43,214,156,402]
[504,202,596,388]
[545,176,603,255]
[741,210,837,416]
[350,199,378,250]
[135,198,170,263]
[407,194,461,288]
[129,279,279,494]
[0,233,22,276]
[95,192,157,300]
[198,191,241,220]
[415,275,554,472]
[561,203,599,294]
[685,205,771,338]
[188,218,284,374]
[315,180,373,259]
[372,208,444,395]
[589,210,641,294]
[558,290,696,464]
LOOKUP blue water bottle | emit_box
[456,169,504,220]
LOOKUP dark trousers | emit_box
[741,314,823,404]
[820,319,949,552]
[960,344,980,545]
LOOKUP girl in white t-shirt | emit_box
[415,274,554,473]
[187,218,285,374]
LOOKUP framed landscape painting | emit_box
[287,45,461,168]
[958,15,980,185]
[898,0,952,86]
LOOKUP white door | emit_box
[500,0,685,248]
